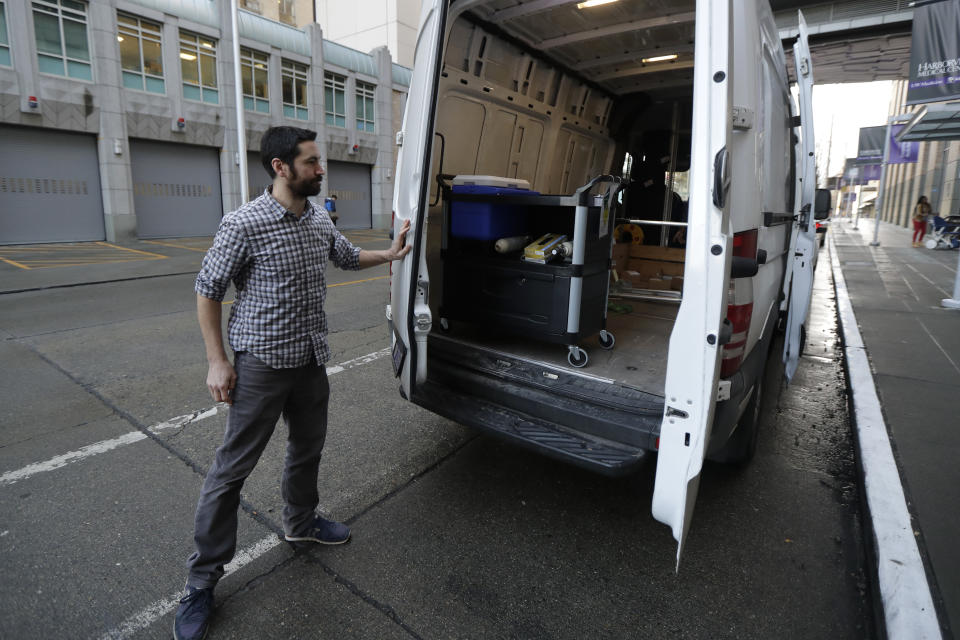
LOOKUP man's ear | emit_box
[271,157,286,177]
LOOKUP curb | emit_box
[828,234,942,640]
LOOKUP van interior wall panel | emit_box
[130,140,223,239]
[0,125,106,245]
[325,160,372,230]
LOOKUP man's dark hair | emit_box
[330,194,337,200]
[260,126,317,178]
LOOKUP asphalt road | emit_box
[0,235,874,639]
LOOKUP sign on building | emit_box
[907,0,960,104]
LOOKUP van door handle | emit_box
[712,147,729,208]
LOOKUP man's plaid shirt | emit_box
[195,188,361,368]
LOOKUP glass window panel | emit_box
[335,92,344,113]
[63,19,89,61]
[202,87,218,104]
[336,115,345,128]
[200,53,216,87]
[62,0,85,12]
[33,12,62,56]
[199,37,215,50]
[241,68,252,97]
[142,39,162,76]
[1,5,9,47]
[297,107,308,121]
[325,112,335,127]
[119,35,141,72]
[145,76,164,94]
[283,104,295,119]
[0,49,10,67]
[118,14,137,28]
[38,53,64,75]
[324,86,332,108]
[183,83,201,101]
[181,55,199,85]
[356,94,363,119]
[254,68,267,98]
[67,60,91,80]
[122,70,143,90]
[141,21,161,37]
[295,78,307,107]
[243,96,253,111]
[256,99,269,113]
[282,75,293,104]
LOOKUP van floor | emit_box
[433,298,679,396]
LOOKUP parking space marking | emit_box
[0,242,167,270]
[100,534,280,640]
[0,349,390,487]
[142,239,212,253]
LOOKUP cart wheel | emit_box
[567,347,589,368]
[599,331,615,350]
[925,239,937,250]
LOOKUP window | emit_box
[118,13,164,94]
[0,3,11,66]
[282,60,308,120]
[180,30,218,104]
[324,72,345,128]
[278,0,295,26]
[32,0,91,80]
[240,47,269,113]
[355,81,375,133]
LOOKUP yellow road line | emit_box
[142,240,211,253]
[329,275,389,288]
[0,256,31,270]
[95,241,168,259]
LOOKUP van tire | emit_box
[718,376,763,465]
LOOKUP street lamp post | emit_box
[870,113,913,247]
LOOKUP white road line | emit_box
[0,407,221,487]
[0,348,390,488]
[99,534,281,640]
[829,236,942,640]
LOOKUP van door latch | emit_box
[717,380,732,401]
[732,106,754,130]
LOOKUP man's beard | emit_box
[288,166,322,197]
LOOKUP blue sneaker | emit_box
[284,514,351,547]
[173,585,214,640]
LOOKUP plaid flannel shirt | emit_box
[195,188,361,368]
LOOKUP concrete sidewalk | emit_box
[831,216,959,639]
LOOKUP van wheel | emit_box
[719,376,763,465]
[567,347,588,368]
[599,331,615,350]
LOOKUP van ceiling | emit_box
[463,0,696,96]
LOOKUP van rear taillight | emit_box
[732,228,758,258]
[722,229,757,378]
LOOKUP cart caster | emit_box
[925,239,937,250]
[598,330,615,350]
[567,346,589,368]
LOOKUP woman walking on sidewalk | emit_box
[912,196,932,246]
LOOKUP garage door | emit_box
[0,125,105,245]
[327,160,372,229]
[247,151,272,202]
[130,140,222,238]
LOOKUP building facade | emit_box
[877,79,960,226]
[0,0,411,244]
[315,0,420,68]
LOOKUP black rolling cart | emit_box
[440,175,623,368]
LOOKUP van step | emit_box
[414,381,647,476]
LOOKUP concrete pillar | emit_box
[217,0,243,213]
[372,45,394,230]
[305,23,330,199]
[89,1,136,242]
[942,142,960,217]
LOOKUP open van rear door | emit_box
[782,12,816,382]
[651,0,733,567]
[389,0,447,398]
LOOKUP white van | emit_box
[387,0,828,560]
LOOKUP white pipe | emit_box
[231,0,249,205]
[943,246,960,309]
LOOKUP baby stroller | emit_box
[925,215,960,250]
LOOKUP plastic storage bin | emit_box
[450,176,537,240]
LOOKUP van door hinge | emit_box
[395,131,404,146]
[717,380,732,402]
[732,106,754,130]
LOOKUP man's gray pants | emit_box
[186,351,329,589]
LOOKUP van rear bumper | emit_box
[412,380,649,475]
[411,334,662,476]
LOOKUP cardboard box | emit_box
[645,277,672,290]
[611,242,631,271]
[629,245,686,262]
[671,276,684,291]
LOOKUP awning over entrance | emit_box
[898,101,960,142]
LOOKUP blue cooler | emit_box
[450,175,537,240]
